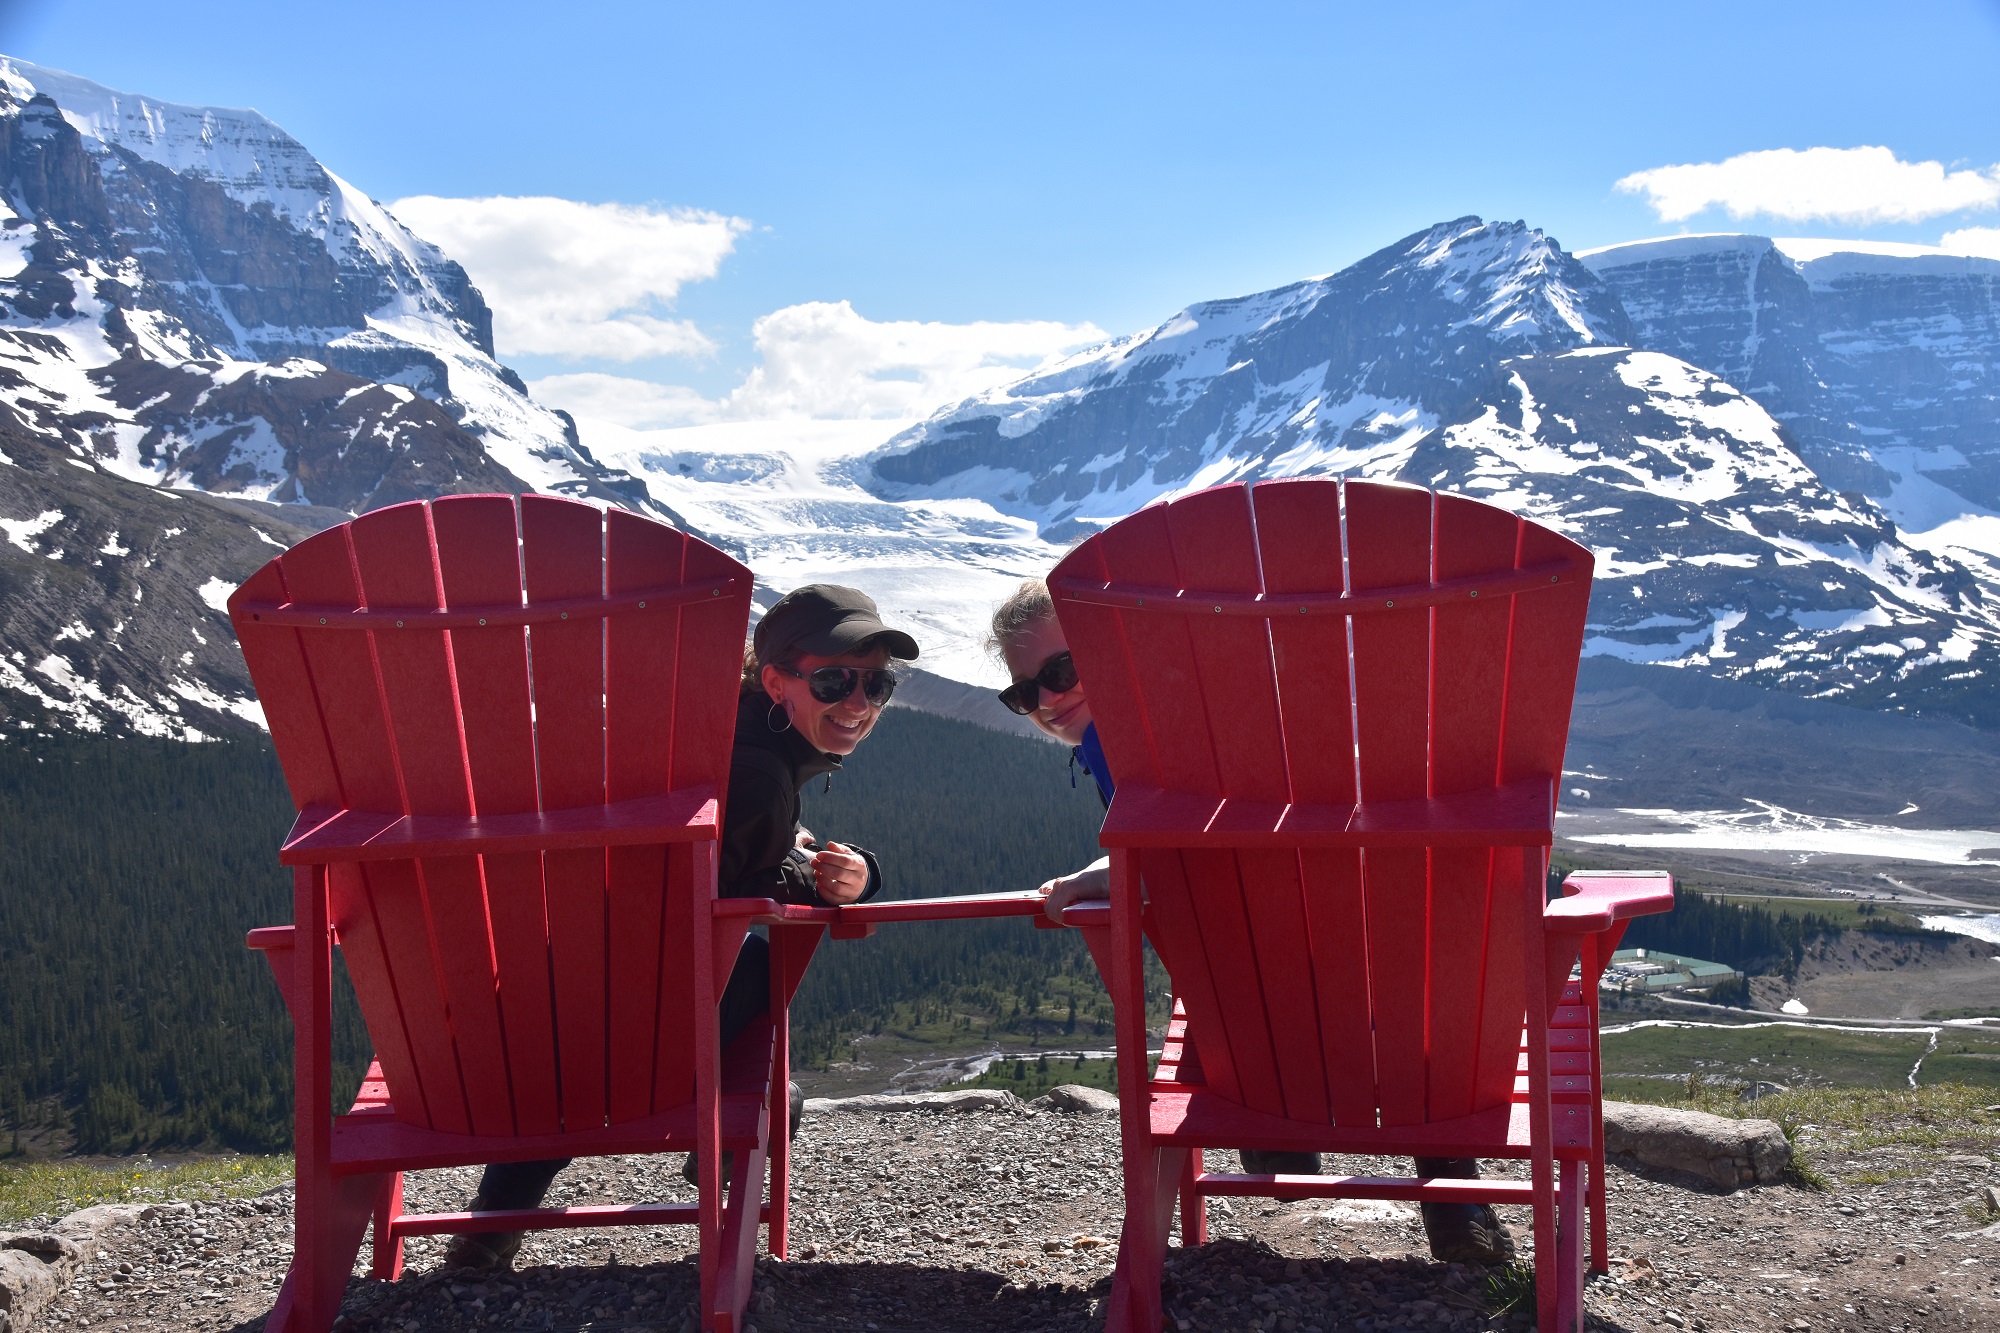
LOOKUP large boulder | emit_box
[1038,1085,1120,1114]
[1,1201,172,1331]
[0,1245,62,1330]
[1602,1101,1791,1190]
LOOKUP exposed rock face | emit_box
[1601,1100,1791,1190]
[1582,235,2000,509]
[88,356,524,512]
[1413,346,1990,708]
[0,406,333,737]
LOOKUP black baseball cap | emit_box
[753,584,920,664]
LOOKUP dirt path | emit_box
[25,1106,2000,1332]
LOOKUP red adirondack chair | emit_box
[230,494,784,1333]
[1048,478,1674,1333]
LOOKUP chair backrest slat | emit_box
[1425,495,1533,1121]
[1165,488,1327,1124]
[1330,482,1436,1127]
[431,496,560,1137]
[230,495,752,1137]
[350,503,521,1136]
[516,497,614,1132]
[1250,480,1376,1124]
[1099,504,1217,793]
[654,530,747,1112]
[1054,479,1593,1131]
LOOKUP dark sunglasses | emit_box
[777,663,898,707]
[997,651,1079,715]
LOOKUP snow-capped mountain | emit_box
[0,57,644,506]
[1580,235,2000,558]
[850,219,1996,726]
[867,218,1631,541]
[0,57,659,737]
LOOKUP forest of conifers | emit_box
[1,706,1887,1156]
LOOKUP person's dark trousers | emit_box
[471,934,774,1211]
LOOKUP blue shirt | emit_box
[1074,722,1116,807]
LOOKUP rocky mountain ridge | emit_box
[0,57,665,737]
[857,218,1998,726]
[1582,234,2000,515]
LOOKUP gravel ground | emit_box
[23,1108,2000,1332]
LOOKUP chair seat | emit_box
[1145,999,1599,1160]
[330,1019,780,1175]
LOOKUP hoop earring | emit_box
[766,698,794,734]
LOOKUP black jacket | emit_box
[720,691,884,906]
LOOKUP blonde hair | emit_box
[987,578,1056,661]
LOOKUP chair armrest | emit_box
[1056,900,1111,929]
[247,926,295,952]
[279,788,719,864]
[1543,871,1675,934]
[718,890,1050,927]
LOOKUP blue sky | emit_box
[7,0,2000,427]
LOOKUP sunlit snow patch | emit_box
[1563,802,2000,865]
[1920,914,2000,948]
[197,578,235,613]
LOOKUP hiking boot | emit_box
[1413,1156,1516,1265]
[1419,1201,1516,1264]
[440,1195,524,1272]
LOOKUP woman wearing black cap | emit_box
[443,584,916,1271]
[722,582,918,909]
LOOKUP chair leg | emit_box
[1588,1140,1609,1274]
[265,1169,383,1333]
[1585,937,1611,1275]
[265,866,379,1333]
[708,1140,769,1332]
[1101,849,1174,1333]
[1103,1144,1186,1333]
[769,1010,791,1260]
[1554,1160,1587,1333]
[370,1172,405,1281]
[1178,1148,1207,1248]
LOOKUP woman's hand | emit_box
[795,827,816,849]
[1039,861,1110,924]
[811,841,869,905]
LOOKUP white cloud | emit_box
[389,195,747,361]
[531,300,1106,427]
[1940,225,2000,260]
[727,301,1106,419]
[526,373,716,429]
[1617,147,2000,225]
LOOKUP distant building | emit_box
[1600,947,1742,995]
